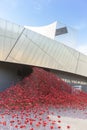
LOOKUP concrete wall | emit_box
[0,61,87,92]
[0,62,32,91]
[51,69,87,92]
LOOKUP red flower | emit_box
[3,121,6,126]
[58,126,61,129]
[30,121,33,125]
[57,115,61,118]
[15,125,18,128]
[67,125,70,129]
[30,128,34,130]
[58,120,61,123]
[50,126,54,129]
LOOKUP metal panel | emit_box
[0,19,24,60]
[76,53,87,76]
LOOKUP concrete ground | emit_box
[0,108,87,130]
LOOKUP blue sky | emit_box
[0,0,87,54]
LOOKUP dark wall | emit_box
[50,69,87,92]
[1,62,87,92]
[0,62,32,91]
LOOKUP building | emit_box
[0,18,87,91]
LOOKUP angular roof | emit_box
[0,18,87,77]
[25,21,57,39]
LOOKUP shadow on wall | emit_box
[0,62,33,91]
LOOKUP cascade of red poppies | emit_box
[0,67,87,110]
[0,67,87,130]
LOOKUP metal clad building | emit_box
[0,18,87,91]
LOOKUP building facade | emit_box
[0,18,87,91]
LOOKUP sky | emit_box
[0,0,87,54]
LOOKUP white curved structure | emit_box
[24,21,57,39]
[0,18,87,90]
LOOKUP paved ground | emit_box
[0,108,87,130]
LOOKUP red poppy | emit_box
[50,126,54,129]
[15,125,18,128]
[30,121,33,125]
[67,125,70,129]
[2,121,6,126]
[58,120,61,123]
[30,128,34,130]
[58,126,61,129]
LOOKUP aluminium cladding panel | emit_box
[1,19,87,77]
[76,53,87,77]
[0,19,24,61]
[6,28,79,74]
[23,29,79,72]
[6,29,58,69]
